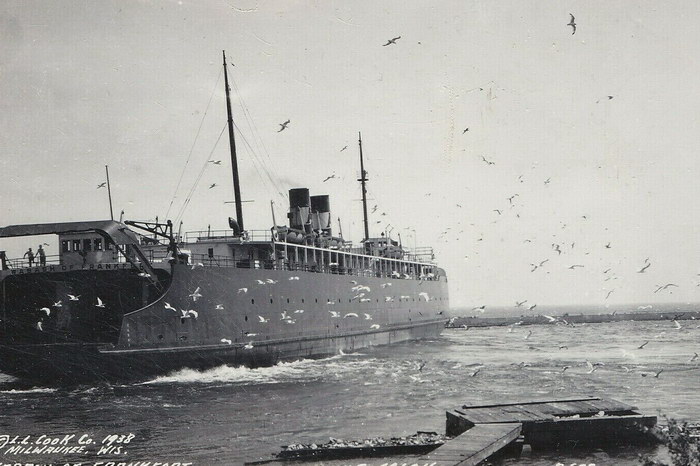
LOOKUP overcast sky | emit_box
[2,1,700,308]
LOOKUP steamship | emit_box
[0,53,449,382]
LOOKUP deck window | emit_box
[72,239,81,251]
[83,239,92,252]
[61,240,70,253]
[94,238,103,251]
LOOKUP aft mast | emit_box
[358,132,370,242]
[223,50,244,233]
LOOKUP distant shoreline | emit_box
[447,310,700,328]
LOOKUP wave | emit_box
[0,387,58,394]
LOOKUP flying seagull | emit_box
[96,182,107,189]
[258,315,269,323]
[462,127,469,134]
[515,300,527,307]
[637,262,652,273]
[481,155,495,165]
[567,13,576,35]
[278,119,290,132]
[208,160,222,165]
[383,36,401,46]
[340,145,347,152]
[209,183,217,189]
[189,287,203,301]
[638,340,649,349]
[323,174,336,182]
[67,294,80,301]
[221,338,232,345]
[96,297,106,308]
[654,283,678,293]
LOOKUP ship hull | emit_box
[0,263,448,383]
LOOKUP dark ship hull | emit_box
[0,261,448,383]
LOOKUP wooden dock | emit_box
[397,396,657,466]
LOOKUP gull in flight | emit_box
[418,292,430,301]
[654,283,678,293]
[470,368,481,377]
[515,300,527,307]
[53,300,62,308]
[637,262,651,273]
[97,182,107,189]
[689,352,698,362]
[329,310,340,318]
[191,262,204,269]
[39,307,51,316]
[180,309,198,319]
[258,315,269,323]
[244,342,254,349]
[323,174,336,182]
[67,294,80,301]
[524,330,533,340]
[294,309,304,314]
[543,315,557,323]
[568,264,584,269]
[360,298,371,303]
[256,279,266,285]
[208,160,222,165]
[462,127,469,134]
[288,276,300,281]
[381,283,392,288]
[238,287,248,294]
[189,287,203,301]
[385,296,394,302]
[215,304,224,310]
[278,119,290,132]
[221,338,232,345]
[673,320,682,330]
[164,302,177,312]
[266,279,278,284]
[567,13,576,35]
[280,310,290,320]
[209,183,217,189]
[340,145,348,152]
[36,321,43,331]
[138,272,151,278]
[641,369,663,378]
[344,312,359,318]
[638,340,649,349]
[586,361,598,374]
[528,304,537,311]
[370,324,380,329]
[382,36,401,46]
[96,297,106,308]
[364,313,372,320]
[481,155,495,165]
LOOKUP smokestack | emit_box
[311,195,332,236]
[288,188,311,231]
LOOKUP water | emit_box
[0,320,698,465]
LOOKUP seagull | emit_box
[191,262,204,270]
[472,305,486,311]
[544,178,551,185]
[382,36,401,46]
[470,368,481,377]
[278,119,290,132]
[96,182,107,189]
[180,309,198,319]
[462,127,469,134]
[543,315,557,323]
[280,310,289,320]
[340,145,348,152]
[288,276,300,281]
[39,307,51,316]
[266,279,278,284]
[344,312,359,318]
[673,320,682,330]
[524,330,532,340]
[258,315,269,323]
[567,13,576,35]
[96,297,106,308]
[208,183,217,189]
[294,309,305,314]
[493,209,502,215]
[562,365,571,372]
[221,338,232,345]
[256,279,266,285]
[36,321,43,331]
[208,160,222,165]
[380,283,392,288]
[385,297,394,302]
[326,299,335,305]
[238,288,248,294]
[370,324,380,329]
[418,292,430,301]
[137,272,151,278]
[553,244,562,255]
[528,304,537,311]
[363,313,372,320]
[515,300,527,307]
[638,340,649,349]
[586,361,598,374]
[605,290,614,299]
[507,194,519,205]
[243,342,254,349]
[637,262,651,273]
[359,298,371,303]
[689,352,698,362]
[67,294,80,301]
[329,310,340,318]
[284,319,296,324]
[323,174,336,182]
[605,242,611,249]
[568,264,584,269]
[654,283,678,293]
[164,302,178,312]
[215,304,224,310]
[481,155,495,165]
[189,287,202,301]
[244,332,257,337]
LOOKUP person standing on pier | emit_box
[23,247,35,267]
[37,245,46,266]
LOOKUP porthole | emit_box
[315,298,318,303]
[245,316,248,322]
[251,299,255,304]
[287,298,290,303]
[270,298,273,304]
[302,298,305,303]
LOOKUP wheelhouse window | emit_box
[94,238,103,251]
[83,239,92,252]
[72,239,81,251]
[61,240,70,252]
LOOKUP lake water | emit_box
[0,319,698,465]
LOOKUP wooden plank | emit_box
[461,396,599,409]
[588,397,638,412]
[397,423,522,466]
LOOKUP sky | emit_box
[1,0,700,308]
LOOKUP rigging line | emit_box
[229,75,288,200]
[165,67,223,220]
[231,124,277,200]
[232,120,288,202]
[174,122,228,225]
